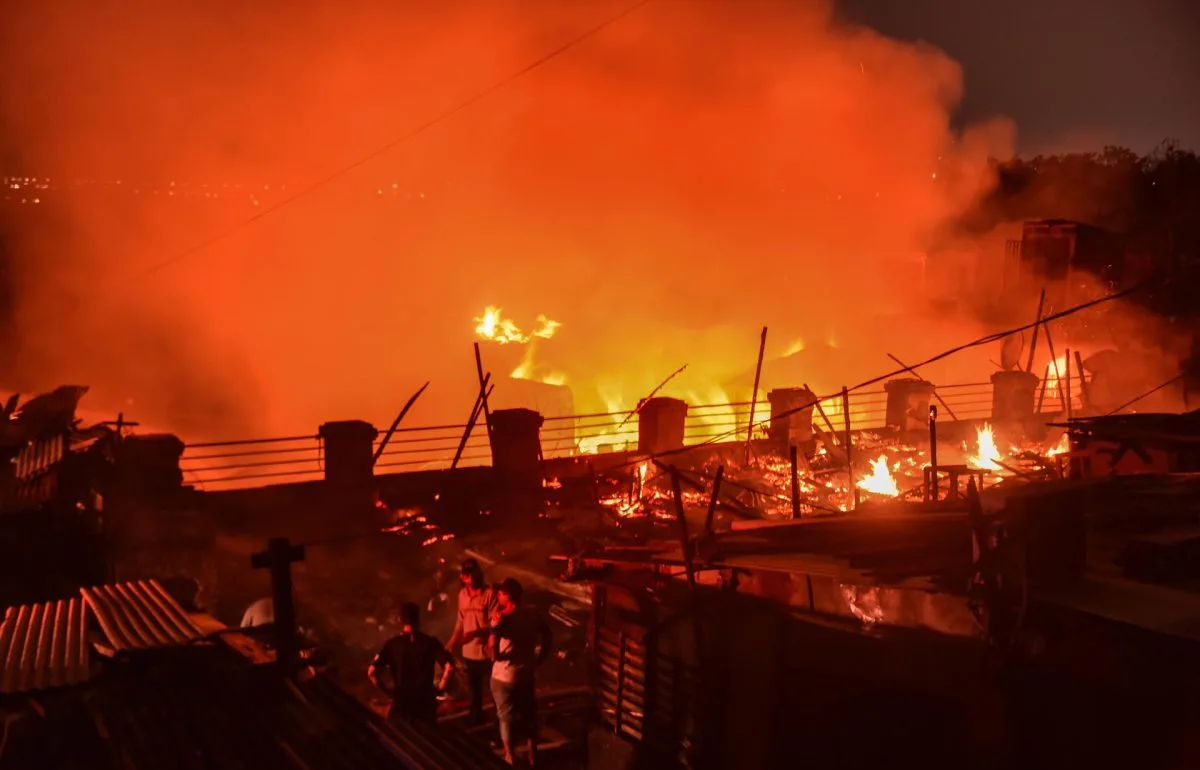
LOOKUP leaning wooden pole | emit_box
[886,353,958,422]
[473,343,494,441]
[745,326,769,463]
[451,374,492,471]
[373,381,430,466]
[1035,364,1050,415]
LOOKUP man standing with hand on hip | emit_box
[446,558,498,725]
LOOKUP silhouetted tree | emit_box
[961,141,1200,265]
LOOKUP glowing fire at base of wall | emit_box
[599,423,1069,522]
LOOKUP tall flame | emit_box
[474,306,565,386]
[474,306,560,345]
[969,423,1004,471]
[857,455,900,497]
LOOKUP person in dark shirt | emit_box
[489,578,552,767]
[369,602,455,725]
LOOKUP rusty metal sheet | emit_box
[0,597,92,694]
[82,579,204,652]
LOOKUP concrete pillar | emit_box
[884,379,937,432]
[767,387,817,450]
[637,397,688,456]
[489,408,544,477]
[318,420,378,486]
[991,370,1041,426]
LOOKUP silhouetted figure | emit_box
[369,602,455,725]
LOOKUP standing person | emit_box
[490,578,552,767]
[445,558,499,725]
[368,602,455,725]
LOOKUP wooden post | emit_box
[928,405,939,502]
[101,412,141,442]
[1070,350,1080,419]
[705,465,724,536]
[250,537,307,675]
[841,386,856,509]
[804,383,839,440]
[473,343,493,440]
[451,376,492,471]
[1024,288,1047,373]
[1035,364,1050,415]
[745,327,768,463]
[789,445,801,520]
[1044,324,1064,411]
[373,381,429,466]
[1073,350,1090,414]
[668,466,696,591]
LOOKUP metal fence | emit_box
[180,373,1090,491]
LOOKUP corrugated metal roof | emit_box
[2,435,65,511]
[0,642,508,770]
[82,579,205,652]
[0,597,92,695]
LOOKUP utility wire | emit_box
[600,277,1163,475]
[66,0,654,306]
[1101,374,1185,417]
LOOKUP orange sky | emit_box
[1,0,1015,439]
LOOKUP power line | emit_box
[68,0,654,307]
[1102,374,1184,416]
[601,276,1163,474]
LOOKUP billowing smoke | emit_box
[0,0,1013,439]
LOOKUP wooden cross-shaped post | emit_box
[250,537,306,674]
[101,412,140,441]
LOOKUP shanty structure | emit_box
[0,579,508,770]
[566,470,1200,770]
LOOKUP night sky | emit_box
[840,0,1200,156]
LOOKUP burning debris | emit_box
[595,420,1071,525]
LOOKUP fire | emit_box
[857,455,899,497]
[1046,433,1070,457]
[577,389,635,455]
[473,306,560,345]
[511,345,567,386]
[968,423,1004,471]
[474,306,566,386]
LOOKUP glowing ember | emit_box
[857,455,899,497]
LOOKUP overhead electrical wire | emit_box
[599,276,1165,475]
[61,0,655,310]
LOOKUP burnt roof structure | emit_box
[0,580,508,770]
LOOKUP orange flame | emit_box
[474,306,566,387]
[474,306,560,345]
[857,455,899,497]
[968,423,1009,472]
[1045,433,1070,457]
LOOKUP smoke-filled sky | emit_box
[0,0,1143,438]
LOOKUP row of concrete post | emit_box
[313,372,1044,480]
